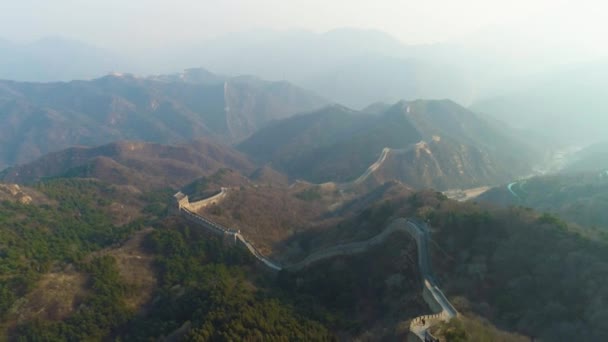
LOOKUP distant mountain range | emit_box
[239,99,536,189]
[5,28,588,109]
[2,97,538,192]
[471,60,608,143]
[155,28,478,108]
[0,69,326,169]
[0,37,130,81]
[0,31,470,108]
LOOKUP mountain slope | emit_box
[239,100,535,189]
[362,190,608,341]
[478,171,608,232]
[0,69,326,169]
[0,139,256,190]
[239,103,423,182]
[365,138,514,190]
[359,100,535,190]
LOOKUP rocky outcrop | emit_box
[0,183,33,204]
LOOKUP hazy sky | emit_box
[2,0,607,53]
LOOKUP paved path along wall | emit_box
[187,188,228,211]
[299,147,392,192]
[350,147,391,186]
[173,190,456,341]
[285,217,457,341]
[175,188,282,270]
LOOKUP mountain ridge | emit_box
[0,139,257,190]
[239,99,536,189]
[0,69,327,169]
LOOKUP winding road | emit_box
[507,181,520,199]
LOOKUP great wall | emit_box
[172,188,457,341]
[173,188,282,270]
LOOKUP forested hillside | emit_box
[478,172,608,233]
[2,172,591,340]
[408,191,608,341]
[0,179,163,337]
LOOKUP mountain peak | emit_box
[0,74,326,167]
[322,103,356,113]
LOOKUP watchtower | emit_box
[172,191,190,214]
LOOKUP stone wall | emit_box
[188,188,227,212]
[173,189,281,270]
[172,191,457,341]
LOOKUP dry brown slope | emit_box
[1,139,256,190]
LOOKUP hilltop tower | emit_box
[171,191,189,214]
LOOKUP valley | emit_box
[1,87,605,339]
[2,11,608,340]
